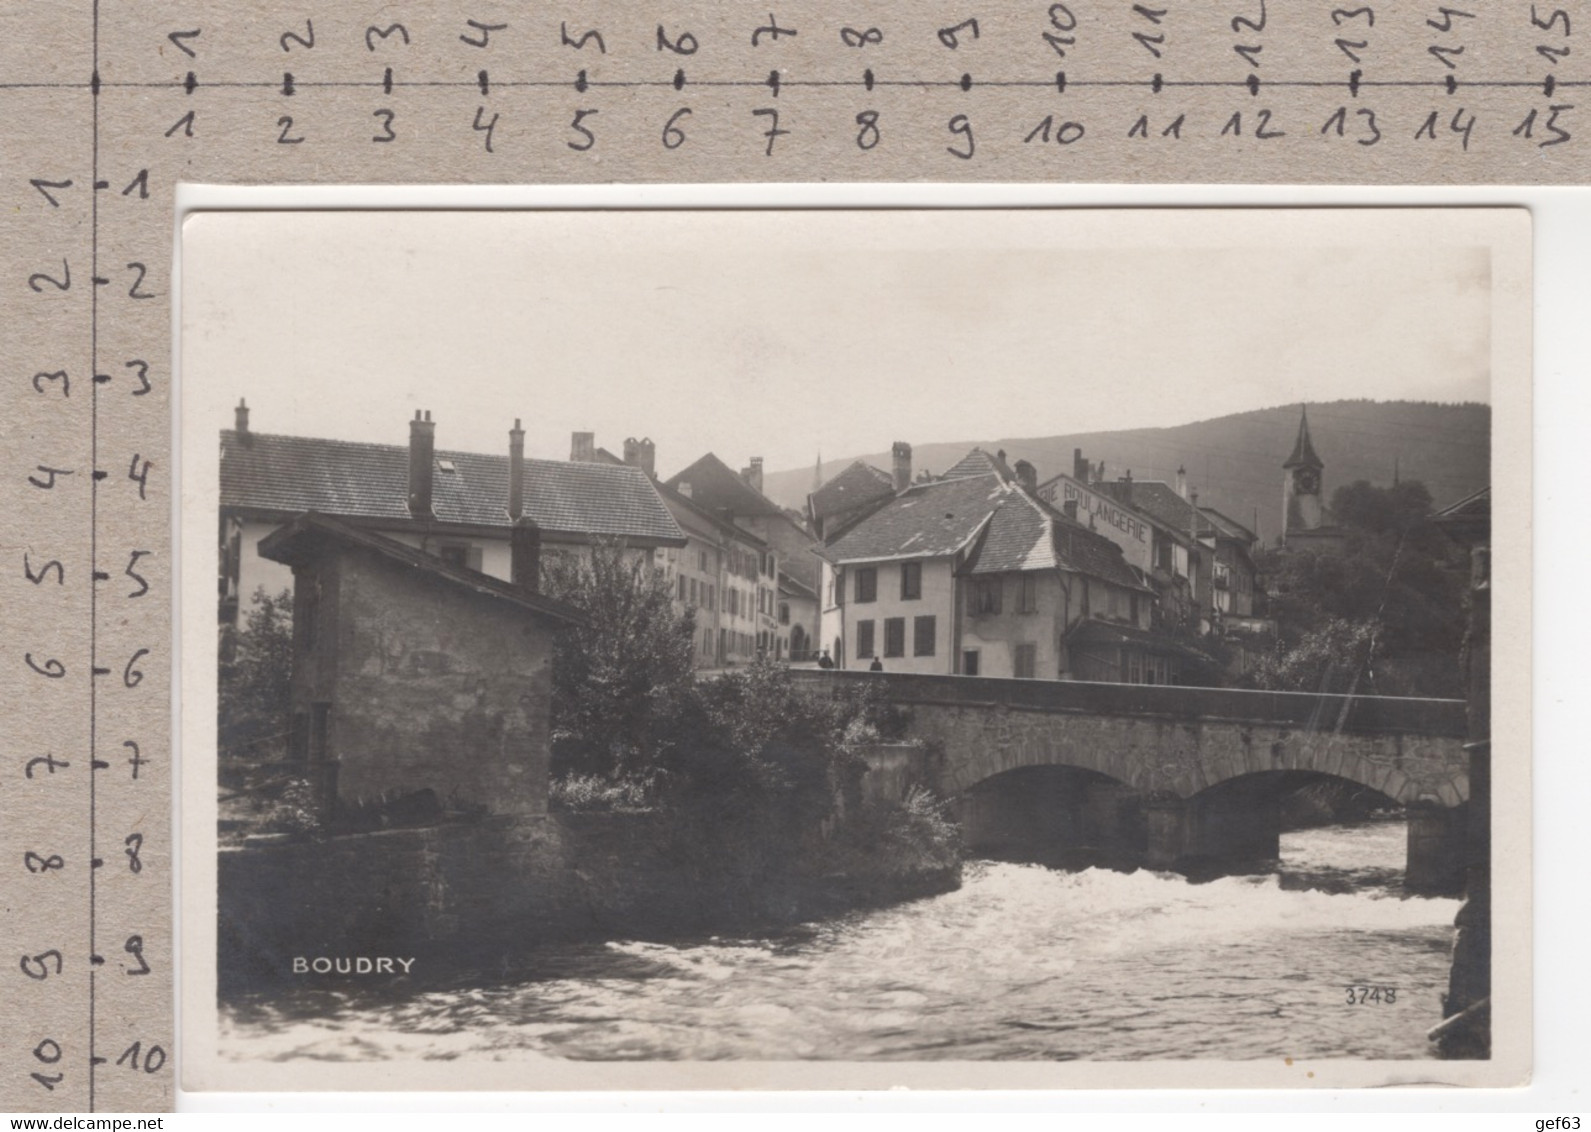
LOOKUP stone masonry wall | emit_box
[328,546,555,815]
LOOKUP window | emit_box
[779,602,790,626]
[901,561,922,600]
[913,615,936,657]
[884,617,905,658]
[1127,651,1143,684]
[699,550,708,572]
[855,567,877,603]
[970,578,1002,615]
[833,569,844,607]
[1014,643,1037,679]
[678,576,687,601]
[962,649,980,676]
[437,543,482,572]
[707,585,715,611]
[1018,574,1038,613]
[689,577,698,604]
[856,619,876,659]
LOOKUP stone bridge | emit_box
[789,670,1471,892]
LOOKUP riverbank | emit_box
[218,804,960,998]
[221,823,1459,1063]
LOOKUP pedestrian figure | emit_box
[869,656,883,672]
[817,649,834,669]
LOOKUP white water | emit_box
[222,821,1460,1062]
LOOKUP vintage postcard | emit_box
[178,205,1530,1091]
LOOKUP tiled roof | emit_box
[807,460,895,521]
[940,447,1014,481]
[654,478,768,548]
[963,491,1054,574]
[778,571,819,603]
[821,474,1005,564]
[1095,480,1214,538]
[221,430,685,545]
[823,470,1148,592]
[665,452,783,518]
[258,512,584,625]
[1199,506,1256,543]
[1048,513,1152,591]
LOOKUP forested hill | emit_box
[763,400,1490,549]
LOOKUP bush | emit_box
[218,587,294,762]
[549,773,653,813]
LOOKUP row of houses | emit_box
[221,402,1283,687]
[808,443,1262,684]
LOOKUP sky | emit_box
[181,208,1502,480]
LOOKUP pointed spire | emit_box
[813,450,823,495]
[1282,403,1323,470]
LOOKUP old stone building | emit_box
[219,404,685,628]
[256,511,582,820]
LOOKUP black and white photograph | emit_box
[179,205,1530,1091]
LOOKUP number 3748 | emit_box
[1344,985,1397,1004]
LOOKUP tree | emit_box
[540,542,698,783]
[218,587,294,761]
[1254,478,1467,696]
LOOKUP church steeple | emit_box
[1282,403,1325,538]
[1283,404,1323,470]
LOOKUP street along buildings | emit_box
[219,404,686,629]
[255,511,582,821]
[816,447,1211,684]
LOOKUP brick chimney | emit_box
[235,398,250,435]
[622,437,658,479]
[742,457,764,494]
[570,431,595,463]
[1073,447,1086,481]
[891,441,912,492]
[1014,459,1037,493]
[508,418,525,520]
[1176,465,1188,500]
[408,410,435,518]
[511,517,542,595]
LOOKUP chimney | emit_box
[743,457,764,494]
[639,438,655,479]
[408,410,435,519]
[891,441,912,492]
[1176,465,1188,500]
[1095,460,1105,484]
[1073,447,1086,481]
[235,398,250,436]
[508,418,525,521]
[1119,468,1133,485]
[1014,459,1037,493]
[511,517,542,595]
[570,431,595,463]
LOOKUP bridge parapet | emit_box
[788,669,1466,739]
[790,668,1469,807]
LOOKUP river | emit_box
[221,820,1460,1063]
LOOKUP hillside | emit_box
[764,401,1490,548]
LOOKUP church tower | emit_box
[1282,404,1325,537]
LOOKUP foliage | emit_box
[540,542,698,783]
[218,587,295,761]
[1253,478,1467,696]
[1246,616,1380,695]
[549,773,653,813]
[255,777,323,837]
[820,786,961,881]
